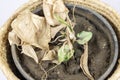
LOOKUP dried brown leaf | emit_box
[22,45,38,63]
[11,10,51,50]
[43,0,69,26]
[52,60,60,65]
[51,24,65,38]
[8,30,20,45]
[53,0,69,20]
[80,43,94,80]
[42,50,56,61]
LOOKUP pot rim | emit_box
[11,4,118,80]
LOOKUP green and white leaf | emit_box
[58,44,74,63]
[77,31,93,45]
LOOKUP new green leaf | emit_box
[58,44,74,63]
[77,31,93,45]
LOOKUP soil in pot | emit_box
[10,5,117,80]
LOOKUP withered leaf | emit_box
[22,45,38,63]
[11,10,51,50]
[80,43,94,80]
[42,50,56,61]
[53,0,69,19]
[8,30,20,45]
[51,24,65,38]
[43,0,69,26]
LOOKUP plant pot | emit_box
[11,4,118,80]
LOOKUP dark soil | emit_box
[10,5,115,80]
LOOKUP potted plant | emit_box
[9,0,118,80]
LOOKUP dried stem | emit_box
[41,64,60,80]
[39,62,48,80]
[72,2,77,24]
[50,35,64,43]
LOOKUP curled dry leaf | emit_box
[8,30,20,45]
[53,0,69,20]
[22,45,38,63]
[11,10,51,50]
[51,24,66,38]
[80,43,94,80]
[42,50,56,61]
[43,0,69,26]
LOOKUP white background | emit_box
[0,0,120,80]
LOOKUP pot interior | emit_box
[10,4,118,80]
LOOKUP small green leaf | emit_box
[77,31,93,45]
[58,45,74,63]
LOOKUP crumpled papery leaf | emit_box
[42,50,56,61]
[8,30,20,45]
[80,43,94,80]
[43,0,69,26]
[11,10,51,50]
[22,45,38,63]
[51,24,65,38]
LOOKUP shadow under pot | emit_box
[11,4,118,80]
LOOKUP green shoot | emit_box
[54,14,73,32]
